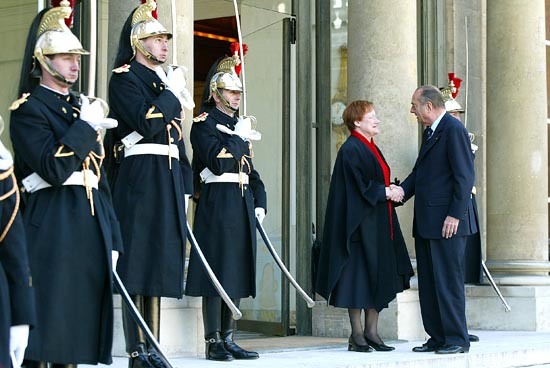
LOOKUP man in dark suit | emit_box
[396,85,476,354]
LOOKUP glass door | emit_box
[193,0,294,336]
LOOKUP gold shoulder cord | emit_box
[0,166,20,243]
[238,142,254,196]
[81,131,105,216]
[166,120,183,170]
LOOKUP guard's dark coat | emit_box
[108,61,193,298]
[315,135,413,311]
[0,167,35,368]
[10,86,123,364]
[185,108,266,298]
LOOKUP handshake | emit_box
[386,184,404,203]
[154,66,195,110]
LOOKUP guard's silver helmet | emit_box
[441,73,465,113]
[131,0,172,64]
[34,0,88,85]
[209,54,243,111]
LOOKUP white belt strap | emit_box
[22,170,99,193]
[124,143,179,160]
[200,167,249,185]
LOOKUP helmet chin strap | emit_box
[41,56,74,87]
[136,41,165,66]
[215,89,239,115]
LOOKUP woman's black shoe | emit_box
[205,332,234,361]
[364,337,395,352]
[348,335,373,352]
[222,332,260,359]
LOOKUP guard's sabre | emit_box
[481,260,511,312]
[113,270,173,368]
[256,220,316,308]
[232,0,247,115]
[88,0,97,97]
[186,222,243,320]
[170,0,177,65]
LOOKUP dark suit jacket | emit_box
[401,113,477,239]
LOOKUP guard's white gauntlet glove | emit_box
[80,95,118,130]
[185,194,191,213]
[10,324,29,367]
[216,116,261,141]
[155,66,195,110]
[112,250,119,270]
[255,207,266,224]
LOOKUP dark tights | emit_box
[348,308,384,345]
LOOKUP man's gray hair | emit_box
[418,85,445,108]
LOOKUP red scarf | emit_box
[351,130,394,239]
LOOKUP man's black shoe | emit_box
[412,343,439,352]
[435,345,469,354]
[468,334,480,342]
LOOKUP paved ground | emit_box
[83,330,550,368]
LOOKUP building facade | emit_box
[0,0,548,357]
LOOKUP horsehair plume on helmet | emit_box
[50,0,76,28]
[447,72,462,99]
[216,53,241,75]
[133,0,157,28]
[130,0,172,62]
[441,72,464,113]
[141,0,158,20]
[229,42,248,76]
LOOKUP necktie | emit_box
[424,127,433,141]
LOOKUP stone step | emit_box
[84,330,550,368]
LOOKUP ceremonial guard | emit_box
[185,53,266,361]
[0,116,35,368]
[106,1,193,367]
[9,0,122,366]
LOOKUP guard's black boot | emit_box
[147,347,167,368]
[24,361,48,368]
[52,364,77,368]
[128,343,154,368]
[144,297,165,368]
[221,331,260,360]
[205,332,234,361]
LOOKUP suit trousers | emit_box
[415,236,470,348]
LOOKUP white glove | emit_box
[155,67,195,110]
[112,250,119,270]
[235,117,261,141]
[10,325,29,367]
[216,117,261,141]
[255,207,266,224]
[0,139,14,171]
[154,66,170,85]
[80,95,118,130]
[185,194,191,213]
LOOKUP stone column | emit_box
[347,0,423,341]
[468,0,550,332]
[347,0,418,241]
[486,0,549,284]
[108,0,202,357]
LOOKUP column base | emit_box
[112,294,204,357]
[466,284,550,331]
